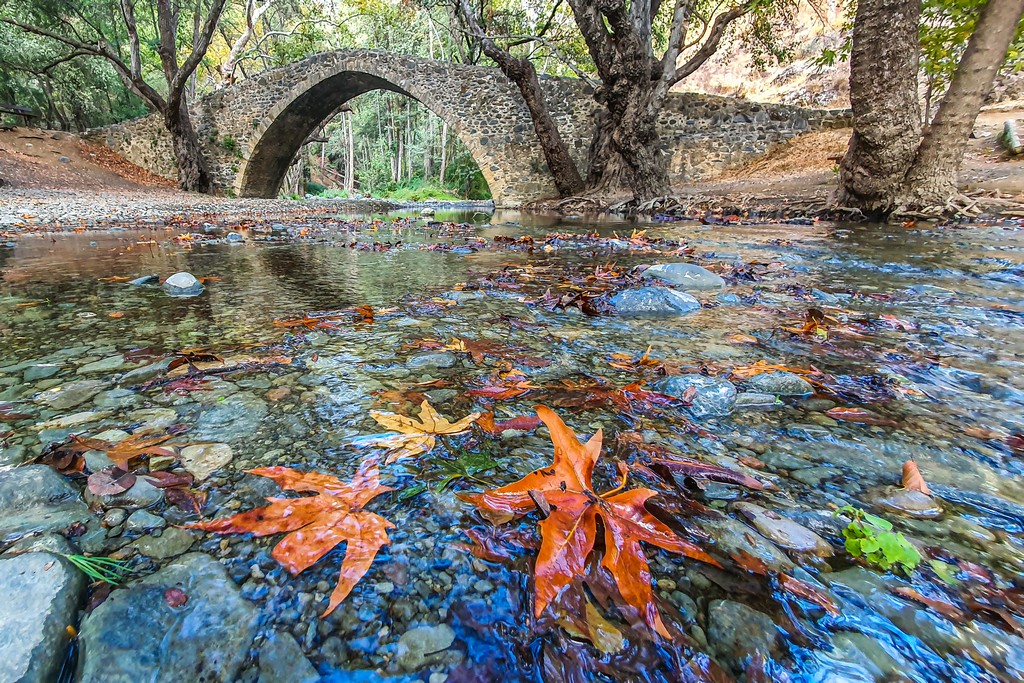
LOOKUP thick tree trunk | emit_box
[586,82,670,200]
[900,0,1024,207]
[837,0,923,215]
[164,101,213,193]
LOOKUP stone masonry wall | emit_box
[91,50,850,206]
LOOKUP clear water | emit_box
[1,209,1023,682]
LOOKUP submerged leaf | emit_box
[368,400,480,463]
[190,462,394,616]
[461,405,718,638]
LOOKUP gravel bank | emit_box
[0,188,489,233]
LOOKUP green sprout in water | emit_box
[63,554,132,584]
[399,444,498,500]
[834,505,921,574]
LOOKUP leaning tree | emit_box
[1,0,228,193]
[840,0,1024,214]
[455,0,584,197]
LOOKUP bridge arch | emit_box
[232,51,562,204]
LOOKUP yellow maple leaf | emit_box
[368,400,480,463]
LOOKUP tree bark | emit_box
[837,0,923,215]
[900,0,1024,207]
[165,100,213,194]
[565,0,753,201]
[457,0,584,197]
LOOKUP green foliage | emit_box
[221,136,241,157]
[63,553,132,584]
[318,188,350,198]
[817,0,1024,106]
[388,181,463,202]
[305,180,327,195]
[431,445,498,492]
[835,505,921,574]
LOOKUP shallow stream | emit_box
[1,209,1023,682]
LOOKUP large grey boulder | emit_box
[0,465,92,541]
[654,375,737,418]
[642,263,726,290]
[161,272,204,297]
[0,552,85,683]
[610,287,701,316]
[77,553,258,683]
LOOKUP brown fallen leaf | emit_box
[163,588,189,608]
[825,406,898,427]
[893,587,965,621]
[901,459,931,495]
[190,461,393,616]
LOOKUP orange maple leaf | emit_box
[191,461,394,616]
[460,405,718,637]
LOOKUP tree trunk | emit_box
[508,59,585,197]
[164,100,213,193]
[586,81,670,200]
[837,0,922,215]
[900,0,1024,207]
[345,112,355,193]
[439,121,449,185]
[457,0,583,197]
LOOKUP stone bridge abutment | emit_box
[93,49,850,206]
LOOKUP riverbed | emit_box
[1,209,1022,682]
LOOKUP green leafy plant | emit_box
[63,554,132,584]
[835,505,921,573]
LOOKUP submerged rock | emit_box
[194,394,267,442]
[395,624,456,671]
[642,263,725,290]
[128,274,159,286]
[734,392,780,408]
[162,272,204,297]
[132,527,195,559]
[407,352,459,369]
[77,553,258,683]
[732,502,833,556]
[654,375,736,418]
[744,371,814,396]
[707,600,781,674]
[610,287,701,316]
[0,553,85,683]
[33,379,107,410]
[179,443,233,481]
[869,487,942,519]
[0,465,92,541]
[695,514,793,572]
[257,631,318,683]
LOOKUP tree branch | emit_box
[671,1,753,84]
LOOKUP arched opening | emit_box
[237,69,493,200]
[281,91,491,201]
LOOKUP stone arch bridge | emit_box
[95,49,849,206]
